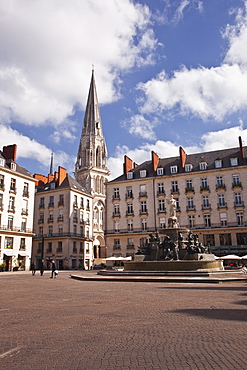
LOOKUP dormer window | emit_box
[11,163,16,171]
[170,166,177,174]
[127,172,133,179]
[199,162,207,170]
[157,168,163,176]
[140,170,146,178]
[230,158,238,166]
[215,160,222,168]
[0,158,5,167]
[185,164,193,172]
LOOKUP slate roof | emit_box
[36,173,90,195]
[110,146,247,183]
[0,151,33,178]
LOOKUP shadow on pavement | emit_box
[174,308,247,322]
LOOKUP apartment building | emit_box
[32,166,94,270]
[0,145,36,271]
[105,138,247,257]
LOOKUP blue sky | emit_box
[1,0,247,180]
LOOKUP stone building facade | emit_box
[0,145,36,271]
[105,138,247,257]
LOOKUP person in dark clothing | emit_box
[40,259,44,276]
[50,260,56,278]
[31,261,36,276]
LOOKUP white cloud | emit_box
[122,114,156,140]
[137,1,247,122]
[173,1,190,24]
[0,124,75,174]
[0,0,158,126]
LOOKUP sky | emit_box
[1,0,247,180]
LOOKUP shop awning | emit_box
[4,249,14,256]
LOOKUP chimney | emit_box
[33,174,49,187]
[179,146,187,169]
[123,155,133,175]
[151,151,159,171]
[58,166,67,186]
[3,144,17,162]
[239,136,244,160]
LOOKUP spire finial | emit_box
[49,152,54,176]
[92,64,94,73]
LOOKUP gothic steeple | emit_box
[75,70,109,194]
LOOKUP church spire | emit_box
[75,70,109,180]
[49,152,54,175]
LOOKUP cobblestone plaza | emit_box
[1,271,247,369]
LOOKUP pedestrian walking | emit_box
[40,259,44,276]
[50,260,56,278]
[31,261,36,276]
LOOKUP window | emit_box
[159,217,166,229]
[10,178,16,191]
[86,199,90,210]
[73,195,78,207]
[113,188,120,199]
[188,215,195,228]
[0,158,5,166]
[114,203,120,216]
[157,183,165,195]
[215,160,222,168]
[236,211,244,226]
[113,239,120,249]
[127,172,133,179]
[11,163,16,171]
[219,234,232,246]
[185,164,193,172]
[218,194,226,207]
[187,197,194,210]
[22,199,28,215]
[201,178,208,189]
[171,181,178,193]
[203,234,215,246]
[234,193,242,206]
[139,184,146,197]
[58,227,63,235]
[21,218,27,232]
[140,170,147,178]
[141,218,147,231]
[7,216,13,230]
[199,162,207,170]
[140,237,148,248]
[58,194,64,206]
[140,201,147,214]
[8,196,15,211]
[158,199,165,212]
[202,195,210,209]
[0,174,4,189]
[236,233,247,245]
[57,241,63,252]
[186,180,193,190]
[20,238,26,250]
[126,186,133,198]
[0,194,3,210]
[39,226,43,235]
[170,166,177,174]
[216,176,224,187]
[127,219,133,231]
[204,214,211,227]
[5,236,13,249]
[157,168,163,176]
[220,213,227,227]
[114,220,119,232]
[230,158,238,166]
[127,238,134,246]
[48,225,53,236]
[39,197,45,208]
[47,242,52,253]
[23,182,29,196]
[127,203,133,215]
[73,241,77,252]
[232,174,240,186]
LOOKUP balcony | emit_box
[72,248,78,253]
[39,204,45,209]
[46,248,52,253]
[186,205,196,211]
[185,188,195,194]
[157,208,166,214]
[38,218,44,224]
[19,246,26,251]
[234,201,244,208]
[126,211,134,216]
[140,210,148,215]
[0,224,33,233]
[21,208,28,216]
[58,200,64,206]
[9,187,17,194]
[23,190,29,197]
[112,195,120,201]
[139,192,147,198]
[200,186,210,193]
[47,217,54,223]
[112,212,121,217]
[170,189,180,195]
[127,244,135,249]
[232,182,243,190]
[73,202,78,208]
[0,204,4,211]
[48,202,54,208]
[8,206,15,213]
[157,190,165,196]
[113,245,121,250]
[216,184,226,191]
[201,204,211,210]
[0,183,5,191]
[73,217,78,223]
[57,215,64,222]
[85,219,90,225]
[217,202,228,209]
[56,248,63,253]
[125,193,134,199]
